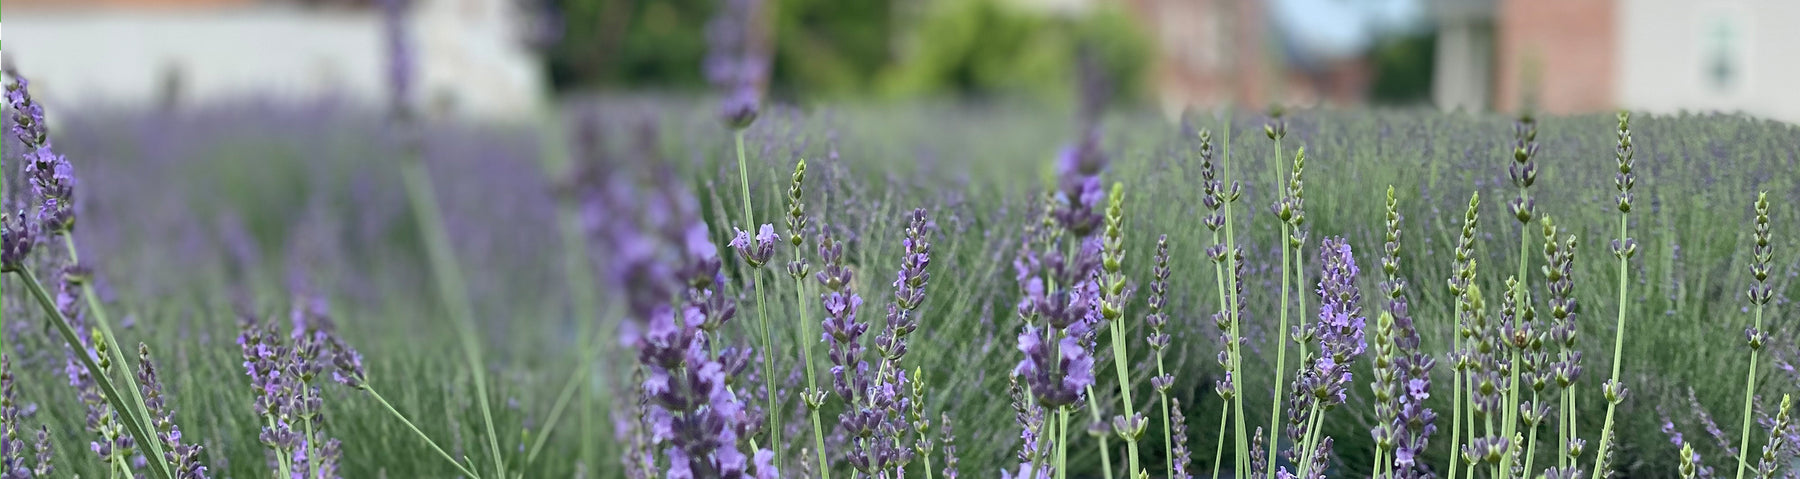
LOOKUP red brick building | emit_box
[1494,0,1616,114]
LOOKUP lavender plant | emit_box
[709,0,783,461]
[383,0,506,469]
[1284,236,1366,479]
[1589,110,1638,479]
[1263,109,1302,479]
[1734,192,1775,479]
[1144,235,1177,476]
[3,354,54,478]
[1447,192,1481,479]
[3,69,175,479]
[1370,186,1436,479]
[786,159,834,479]
[1098,185,1146,477]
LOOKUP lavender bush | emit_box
[1,36,1797,479]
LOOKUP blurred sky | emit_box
[1274,0,1427,61]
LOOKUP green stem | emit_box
[1157,363,1174,477]
[734,129,784,466]
[520,331,604,469]
[400,158,506,478]
[1501,352,1522,478]
[796,277,831,479]
[1211,402,1229,479]
[368,387,483,478]
[1083,386,1117,479]
[1590,211,1631,479]
[1267,135,1291,479]
[1221,112,1249,479]
[1449,299,1466,479]
[1109,320,1142,476]
[12,268,172,479]
[304,409,319,477]
[61,236,172,479]
[1295,404,1323,479]
[1523,396,1539,477]
[1733,305,1764,479]
[1057,407,1070,479]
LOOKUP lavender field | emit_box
[3,3,1800,474]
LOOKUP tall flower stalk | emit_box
[1288,236,1366,479]
[710,0,781,460]
[1447,192,1480,479]
[1192,124,1242,479]
[3,69,175,479]
[1734,192,1775,479]
[1100,185,1144,477]
[381,0,505,471]
[1501,111,1540,478]
[1590,111,1637,479]
[1263,109,1299,479]
[785,159,832,479]
[1145,235,1177,476]
[1371,186,1436,478]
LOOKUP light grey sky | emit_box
[1272,0,1427,60]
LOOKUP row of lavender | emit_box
[5,1,1800,477]
[5,75,1800,478]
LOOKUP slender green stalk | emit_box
[1083,386,1116,479]
[1057,407,1070,479]
[1733,306,1765,479]
[368,387,482,478]
[12,267,172,479]
[1156,358,1174,476]
[1108,320,1141,475]
[1591,112,1635,479]
[733,129,784,465]
[60,236,172,478]
[796,276,831,479]
[1266,150,1292,479]
[539,110,606,475]
[400,156,506,478]
[1294,405,1323,479]
[1211,403,1229,479]
[303,411,320,477]
[519,330,604,469]
[1448,298,1466,479]
[1220,114,1249,479]
[1523,395,1539,476]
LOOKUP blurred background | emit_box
[4,0,1798,123]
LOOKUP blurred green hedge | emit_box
[545,0,1152,104]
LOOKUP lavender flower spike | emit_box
[137,344,210,479]
[5,71,77,233]
[706,0,770,129]
[729,224,777,268]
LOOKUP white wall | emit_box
[1617,0,1800,123]
[4,2,544,119]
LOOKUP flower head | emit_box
[729,223,777,268]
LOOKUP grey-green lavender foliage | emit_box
[1,90,1795,479]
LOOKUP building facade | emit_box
[4,0,545,119]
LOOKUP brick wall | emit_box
[1496,0,1617,114]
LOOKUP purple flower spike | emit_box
[706,0,770,129]
[729,223,777,268]
[5,71,77,234]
